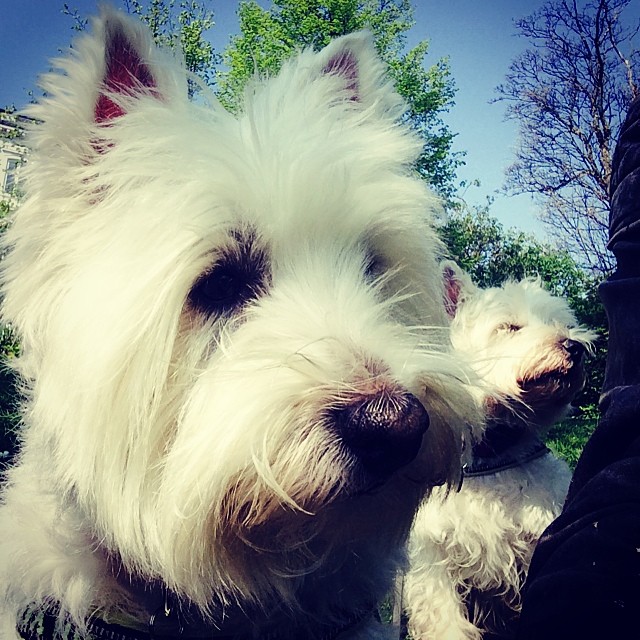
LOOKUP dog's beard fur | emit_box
[0,8,479,634]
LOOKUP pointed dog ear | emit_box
[30,7,186,154]
[314,31,405,119]
[441,261,476,318]
[94,14,159,122]
[21,7,189,202]
[321,47,359,101]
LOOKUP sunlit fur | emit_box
[404,262,596,640]
[0,9,480,640]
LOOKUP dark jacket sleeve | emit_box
[516,95,640,639]
[516,388,640,639]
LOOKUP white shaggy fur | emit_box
[404,262,596,640]
[0,9,480,640]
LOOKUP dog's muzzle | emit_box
[333,391,429,475]
[563,338,586,361]
[520,339,587,389]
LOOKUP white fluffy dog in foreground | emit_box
[0,9,480,640]
[404,262,596,640]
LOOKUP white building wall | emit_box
[0,111,30,205]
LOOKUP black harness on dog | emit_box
[17,599,374,640]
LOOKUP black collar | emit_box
[463,421,550,477]
[18,600,374,640]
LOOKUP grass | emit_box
[544,414,599,470]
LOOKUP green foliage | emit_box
[0,201,20,465]
[126,0,217,90]
[545,415,598,470]
[0,331,20,467]
[217,0,462,198]
[439,205,607,414]
[218,0,413,103]
[0,107,26,141]
[0,200,12,244]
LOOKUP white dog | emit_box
[404,262,595,640]
[0,9,479,640]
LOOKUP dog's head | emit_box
[2,10,478,612]
[443,261,595,429]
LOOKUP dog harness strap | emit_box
[17,607,147,640]
[17,607,82,640]
[17,604,373,640]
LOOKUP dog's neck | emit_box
[464,415,549,477]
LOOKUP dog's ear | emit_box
[442,261,476,318]
[315,31,405,118]
[29,7,186,158]
[94,11,160,123]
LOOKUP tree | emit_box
[217,0,462,199]
[496,0,640,276]
[439,206,607,412]
[0,200,20,466]
[64,1,218,95]
[0,112,25,463]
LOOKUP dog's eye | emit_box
[189,262,264,316]
[364,254,385,281]
[193,268,240,303]
[496,323,522,334]
[188,231,269,316]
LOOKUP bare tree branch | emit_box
[495,0,639,276]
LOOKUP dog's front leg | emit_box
[404,537,482,640]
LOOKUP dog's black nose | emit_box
[563,339,585,361]
[334,391,429,475]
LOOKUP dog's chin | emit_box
[340,461,422,499]
[221,457,431,560]
[339,466,393,498]
[520,343,588,399]
[520,364,585,399]
[307,427,458,508]
[518,363,586,427]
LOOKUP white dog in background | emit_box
[404,262,595,640]
[0,9,480,640]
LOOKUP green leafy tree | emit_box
[0,200,20,466]
[0,113,28,464]
[218,0,461,198]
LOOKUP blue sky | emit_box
[0,0,547,235]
